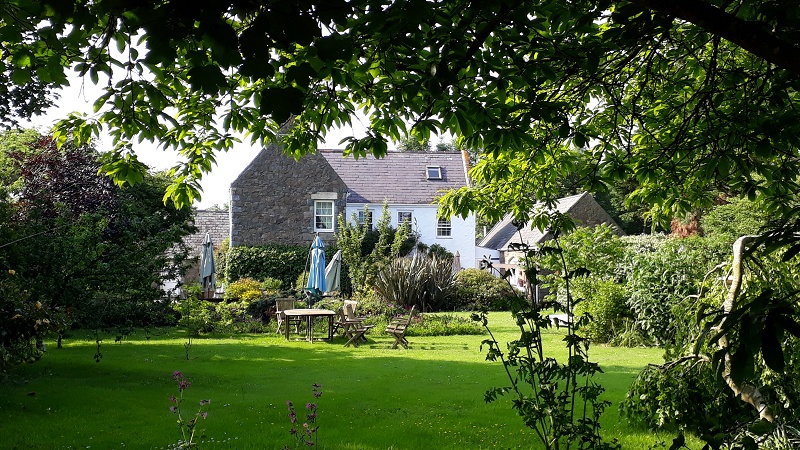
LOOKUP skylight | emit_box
[426,166,442,180]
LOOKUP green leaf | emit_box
[668,433,685,450]
[782,242,800,261]
[573,131,587,148]
[749,418,776,436]
[760,320,784,372]
[259,86,306,124]
[240,57,275,80]
[775,315,800,338]
[187,65,227,94]
[729,343,754,385]
[10,69,31,85]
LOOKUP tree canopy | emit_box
[1,0,798,222]
[0,130,195,366]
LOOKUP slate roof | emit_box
[479,192,596,251]
[319,150,469,204]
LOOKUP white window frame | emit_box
[436,217,452,237]
[314,200,335,232]
[398,211,413,225]
[426,166,442,180]
[357,209,374,230]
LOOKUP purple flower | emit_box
[170,395,177,403]
[286,400,293,407]
[289,428,298,435]
[172,371,183,380]
[170,405,178,413]
[201,412,208,419]
[200,399,210,406]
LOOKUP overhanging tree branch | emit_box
[631,0,800,77]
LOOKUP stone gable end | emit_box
[230,143,347,246]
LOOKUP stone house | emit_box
[230,142,478,268]
[476,192,623,292]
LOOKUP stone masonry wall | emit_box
[569,194,624,235]
[175,210,230,287]
[185,210,230,256]
[230,143,348,247]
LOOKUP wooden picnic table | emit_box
[282,309,336,343]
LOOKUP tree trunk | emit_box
[719,235,774,422]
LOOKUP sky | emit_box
[24,79,370,209]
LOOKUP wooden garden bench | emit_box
[384,305,415,349]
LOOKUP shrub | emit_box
[215,238,230,284]
[1,269,62,367]
[349,290,405,323]
[531,224,626,303]
[573,279,631,344]
[226,245,308,288]
[426,243,453,260]
[224,277,264,302]
[620,362,753,435]
[261,277,282,296]
[406,313,484,336]
[453,268,516,311]
[373,253,455,311]
[700,197,770,244]
[174,297,214,336]
[622,235,727,346]
[337,203,415,293]
[213,300,267,334]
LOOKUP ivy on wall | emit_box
[226,244,341,292]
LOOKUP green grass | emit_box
[1,312,693,449]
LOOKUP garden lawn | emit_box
[2,312,687,449]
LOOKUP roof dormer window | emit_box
[426,166,442,180]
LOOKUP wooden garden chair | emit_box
[385,305,415,349]
[343,300,366,323]
[343,322,375,347]
[333,307,360,338]
[275,298,302,334]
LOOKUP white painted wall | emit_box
[474,246,500,271]
[344,203,477,268]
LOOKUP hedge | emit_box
[226,245,309,289]
[226,244,342,291]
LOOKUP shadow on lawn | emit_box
[1,333,545,449]
[0,329,669,450]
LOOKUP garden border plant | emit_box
[473,211,620,450]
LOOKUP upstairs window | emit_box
[436,218,452,237]
[314,200,334,232]
[426,166,442,180]
[357,210,373,229]
[398,211,413,225]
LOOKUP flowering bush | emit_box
[1,268,62,368]
[168,371,211,449]
[223,277,264,302]
[284,384,322,449]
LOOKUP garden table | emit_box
[282,309,336,343]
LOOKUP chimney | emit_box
[461,149,472,187]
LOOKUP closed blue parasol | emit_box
[200,232,215,299]
[306,235,327,297]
